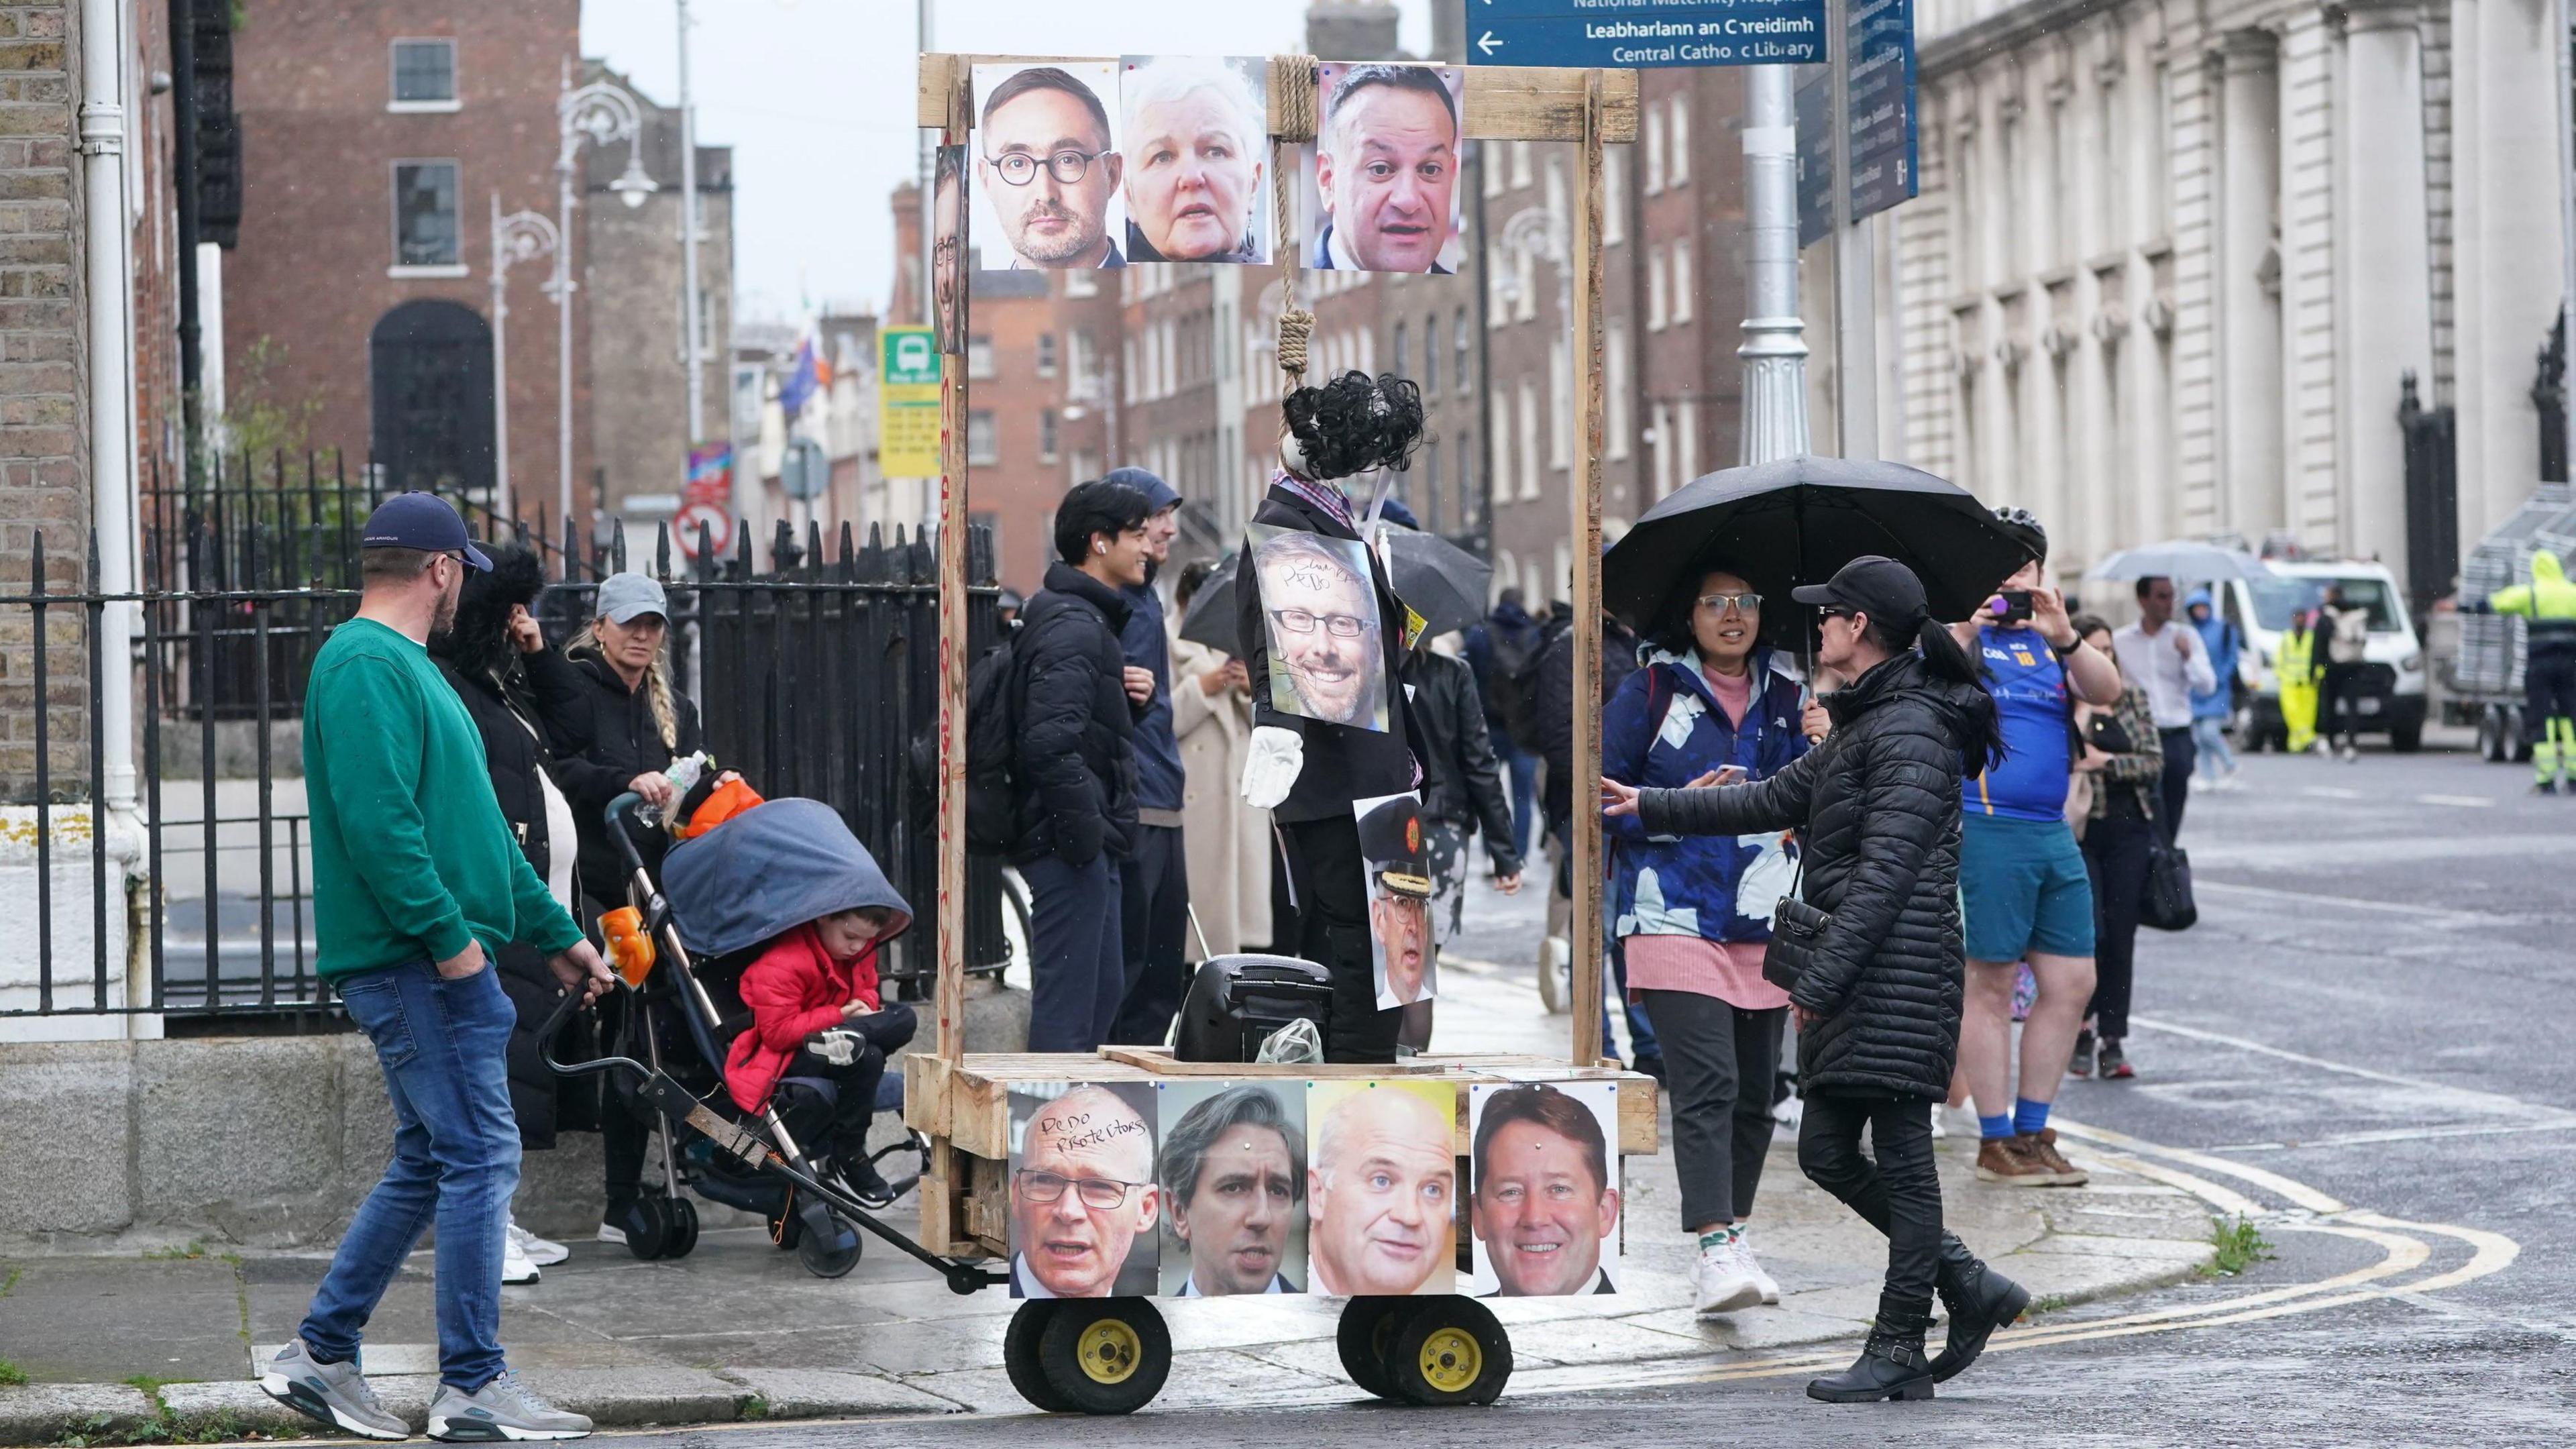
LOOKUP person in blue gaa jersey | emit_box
[1945,511,2125,1188]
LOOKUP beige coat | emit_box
[1170,623,1273,959]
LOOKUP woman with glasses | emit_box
[1601,566,1810,1317]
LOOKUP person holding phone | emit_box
[1601,566,1811,1316]
[1946,513,2123,1189]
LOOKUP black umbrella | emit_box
[1176,552,1242,651]
[1377,524,1491,639]
[1604,455,2031,647]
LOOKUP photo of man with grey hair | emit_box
[1307,62,1462,274]
[1156,1082,1306,1295]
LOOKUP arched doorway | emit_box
[369,300,494,498]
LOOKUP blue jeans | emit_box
[1503,741,1542,861]
[301,960,519,1391]
[2190,714,2236,777]
[1023,851,1125,1053]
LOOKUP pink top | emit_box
[1623,659,1791,1012]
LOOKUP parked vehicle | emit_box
[2440,482,2576,763]
[2222,559,2428,752]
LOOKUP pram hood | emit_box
[661,797,914,958]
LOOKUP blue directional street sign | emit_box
[1795,0,1918,246]
[1466,0,1827,68]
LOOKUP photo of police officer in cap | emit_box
[1352,792,1436,1010]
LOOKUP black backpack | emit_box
[1488,623,1547,747]
[964,633,1022,855]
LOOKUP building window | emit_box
[1489,388,1513,504]
[1677,397,1699,486]
[1548,339,1571,470]
[1421,439,1441,528]
[389,38,458,110]
[1644,106,1666,195]
[1483,139,1505,198]
[968,335,996,380]
[1603,150,1625,246]
[1064,268,1097,299]
[1514,247,1536,323]
[1036,332,1058,377]
[390,160,462,270]
[1652,402,1675,497]
[1454,309,1471,394]
[967,410,998,465]
[1517,379,1540,500]
[1671,235,1693,324]
[1668,94,1691,186]
[1605,319,1630,461]
[1511,140,1534,189]
[1038,408,1059,462]
[1423,312,1440,392]
[1647,245,1668,331]
[1392,320,1408,381]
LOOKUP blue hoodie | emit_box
[1103,467,1186,814]
[1601,647,1811,945]
[2187,588,2240,720]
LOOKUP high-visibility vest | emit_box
[2276,627,2316,686]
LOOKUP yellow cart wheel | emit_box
[1035,1297,1172,1415]
[1383,1295,1512,1406]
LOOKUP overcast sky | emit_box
[584,0,1436,329]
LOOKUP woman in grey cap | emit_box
[523,570,704,1248]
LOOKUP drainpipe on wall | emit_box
[78,0,138,821]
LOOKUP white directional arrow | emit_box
[1477,30,1504,54]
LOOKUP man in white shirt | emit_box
[2112,576,2217,836]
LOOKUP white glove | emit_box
[1241,725,1305,809]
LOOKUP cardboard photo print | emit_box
[1468,1081,1623,1297]
[972,61,1127,272]
[1007,1080,1160,1298]
[1155,1080,1308,1296]
[1353,790,1436,1009]
[1248,523,1389,733]
[1306,62,1465,274]
[1119,56,1271,265]
[1305,1079,1458,1297]
[930,143,967,356]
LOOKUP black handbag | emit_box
[1761,847,1831,991]
[2141,833,2196,931]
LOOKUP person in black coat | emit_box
[1236,370,1429,1063]
[1399,643,1522,1049]
[1012,478,1154,1053]
[1602,556,2029,1405]
[520,570,703,1246]
[426,540,591,1276]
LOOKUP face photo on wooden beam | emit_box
[1119,56,1270,266]
[931,144,966,355]
[1307,62,1464,274]
[971,61,1127,272]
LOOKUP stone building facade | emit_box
[1890,0,2566,592]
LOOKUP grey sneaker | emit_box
[258,1338,411,1441]
[427,1370,594,1442]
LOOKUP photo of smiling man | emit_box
[1354,792,1436,1009]
[1306,62,1462,274]
[1120,56,1269,265]
[1468,1082,1623,1297]
[930,144,966,354]
[1250,524,1389,733]
[1156,1082,1307,1296]
[971,62,1126,271]
[1007,1081,1160,1298]
[1305,1079,1458,1297]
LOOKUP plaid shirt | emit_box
[1271,468,1356,533]
[2089,684,2166,820]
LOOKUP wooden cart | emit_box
[910,50,1640,1413]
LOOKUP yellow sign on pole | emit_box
[879,325,942,478]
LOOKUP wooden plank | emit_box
[965,1152,1010,1254]
[1567,72,1607,1069]
[918,54,1637,144]
[1617,1076,1660,1155]
[934,115,969,1063]
[916,1137,963,1256]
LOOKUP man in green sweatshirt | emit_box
[260,494,613,1444]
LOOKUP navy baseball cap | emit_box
[360,493,490,571]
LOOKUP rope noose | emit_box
[1273,56,1318,386]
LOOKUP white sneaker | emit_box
[1929,1110,1949,1140]
[595,1222,627,1246]
[508,1221,570,1267]
[1692,1236,1765,1317]
[2341,745,2359,763]
[1772,1094,1803,1131]
[502,1232,541,1285]
[1735,1229,1783,1305]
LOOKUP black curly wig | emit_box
[428,539,547,682]
[1281,370,1426,482]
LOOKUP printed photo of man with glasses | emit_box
[972,62,1127,271]
[1008,1081,1161,1297]
[1250,525,1389,733]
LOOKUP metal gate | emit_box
[2400,369,2459,612]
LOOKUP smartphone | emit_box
[1991,590,2035,625]
[1714,764,1748,786]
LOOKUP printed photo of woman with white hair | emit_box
[1119,56,1270,264]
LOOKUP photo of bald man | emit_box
[1008,1081,1161,1298]
[1305,1079,1458,1297]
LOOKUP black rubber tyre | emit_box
[795,1213,862,1279]
[1004,1301,1073,1413]
[621,1196,674,1261]
[663,1196,700,1259]
[1034,1297,1171,1415]
[1381,1295,1512,1407]
[1336,1297,1411,1400]
[2391,722,2424,753]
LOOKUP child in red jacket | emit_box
[723,905,918,1204]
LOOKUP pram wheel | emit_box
[663,1196,700,1259]
[621,1194,698,1262]
[1030,1297,1171,1415]
[795,1216,862,1279]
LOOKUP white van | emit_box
[2218,559,2427,751]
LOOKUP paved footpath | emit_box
[0,876,2218,1442]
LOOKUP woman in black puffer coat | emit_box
[1602,555,2027,1405]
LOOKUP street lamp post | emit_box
[677,0,706,446]
[554,64,658,542]
[1737,66,1810,465]
[490,197,559,526]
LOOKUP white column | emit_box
[2215,30,2284,541]
[2337,0,2436,569]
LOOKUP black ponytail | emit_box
[1890,613,2006,774]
